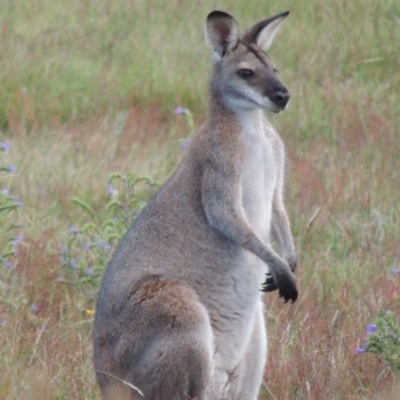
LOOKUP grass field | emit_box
[0,0,399,398]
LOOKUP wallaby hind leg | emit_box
[94,275,213,400]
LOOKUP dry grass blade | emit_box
[95,370,144,397]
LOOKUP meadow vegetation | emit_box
[0,0,399,398]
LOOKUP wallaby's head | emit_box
[205,11,290,113]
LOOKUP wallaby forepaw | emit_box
[261,273,298,303]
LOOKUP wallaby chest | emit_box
[239,113,278,237]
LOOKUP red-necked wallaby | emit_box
[93,10,298,400]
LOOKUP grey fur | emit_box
[93,10,297,400]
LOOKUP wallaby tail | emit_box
[94,275,213,400]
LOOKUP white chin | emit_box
[263,98,282,113]
[265,104,281,113]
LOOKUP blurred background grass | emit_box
[0,0,399,398]
[1,0,398,130]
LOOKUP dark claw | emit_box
[261,284,277,292]
[264,272,274,282]
[260,272,277,292]
[279,289,298,303]
[263,276,275,286]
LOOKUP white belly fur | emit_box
[211,111,278,394]
[239,110,277,242]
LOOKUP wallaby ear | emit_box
[205,11,239,61]
[242,11,289,52]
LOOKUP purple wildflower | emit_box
[12,197,23,207]
[70,261,77,269]
[180,137,191,150]
[6,165,16,173]
[108,186,118,196]
[85,267,93,276]
[106,180,119,196]
[391,268,400,275]
[366,324,377,335]
[6,261,13,269]
[11,235,22,247]
[0,142,10,151]
[355,344,368,354]
[83,243,90,250]
[174,107,187,115]
[30,303,38,312]
[1,188,9,196]
[69,226,78,234]
[97,241,111,250]
[61,248,68,254]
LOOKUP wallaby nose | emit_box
[273,90,290,107]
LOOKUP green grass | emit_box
[2,0,397,130]
[0,0,400,398]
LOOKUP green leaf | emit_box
[0,204,18,213]
[71,197,95,220]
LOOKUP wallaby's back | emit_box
[94,10,298,400]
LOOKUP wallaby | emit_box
[93,10,298,400]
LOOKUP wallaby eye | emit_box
[273,67,279,74]
[237,69,254,79]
